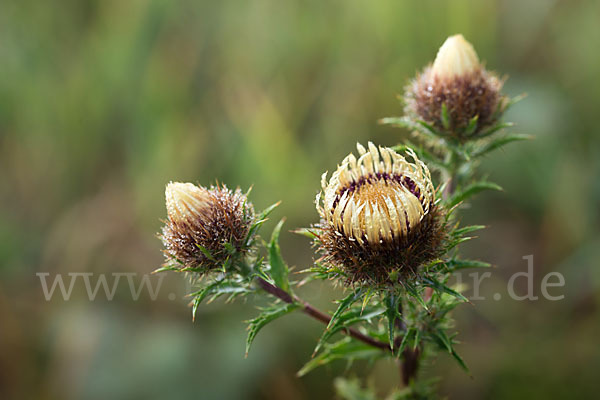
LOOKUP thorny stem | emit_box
[255,277,391,351]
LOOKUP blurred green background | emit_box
[1,0,599,398]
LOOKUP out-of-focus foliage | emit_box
[1,0,599,399]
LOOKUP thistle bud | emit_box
[161,182,254,272]
[404,34,505,138]
[431,34,480,79]
[316,143,446,286]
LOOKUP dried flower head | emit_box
[161,182,254,272]
[404,34,506,138]
[316,142,446,286]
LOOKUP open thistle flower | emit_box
[404,34,506,139]
[161,182,254,272]
[316,142,446,286]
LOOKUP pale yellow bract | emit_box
[431,34,480,79]
[165,182,211,224]
[317,142,435,246]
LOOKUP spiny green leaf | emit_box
[478,122,515,139]
[464,115,479,136]
[192,297,201,322]
[413,329,421,351]
[441,103,450,130]
[416,120,439,136]
[398,327,415,356]
[447,181,503,208]
[268,218,290,292]
[195,243,216,262]
[222,242,236,255]
[189,280,252,308]
[503,93,527,112]
[244,201,281,245]
[298,338,383,377]
[152,264,180,273]
[328,288,366,329]
[361,287,375,312]
[446,236,476,251]
[245,303,299,356]
[453,225,486,236]
[378,116,412,128]
[291,227,319,239]
[451,348,470,374]
[384,292,401,350]
[446,259,491,271]
[473,133,533,158]
[431,328,453,353]
[422,276,469,303]
[404,282,428,311]
[258,201,281,220]
[314,306,385,354]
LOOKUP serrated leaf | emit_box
[447,181,503,208]
[298,338,383,377]
[328,288,366,329]
[314,306,385,354]
[422,276,469,303]
[244,201,281,245]
[189,280,225,321]
[404,282,428,311]
[268,218,290,292]
[245,303,299,356]
[189,280,252,307]
[361,287,375,312]
[472,134,533,158]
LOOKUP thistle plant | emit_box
[156,34,528,399]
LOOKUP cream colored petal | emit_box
[343,198,355,237]
[376,204,393,242]
[333,191,350,229]
[379,146,392,173]
[352,203,366,244]
[368,142,380,173]
[356,142,367,155]
[392,189,409,237]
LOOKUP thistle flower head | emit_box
[316,143,446,286]
[161,182,254,272]
[404,34,506,138]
